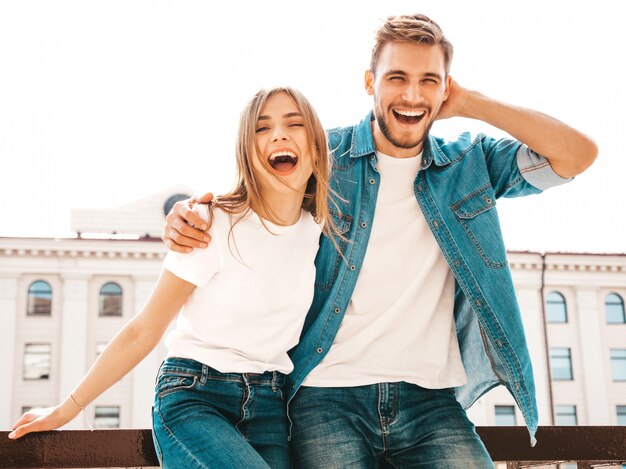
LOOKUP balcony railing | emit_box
[1,426,625,468]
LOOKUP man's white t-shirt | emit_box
[163,205,321,374]
[304,151,467,388]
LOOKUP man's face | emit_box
[366,41,451,158]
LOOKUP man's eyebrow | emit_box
[424,72,444,80]
[384,70,408,77]
[384,70,444,80]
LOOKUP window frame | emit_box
[546,291,568,323]
[26,280,52,316]
[605,293,626,324]
[550,347,574,381]
[99,282,123,317]
[23,343,52,380]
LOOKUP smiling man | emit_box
[163,14,597,468]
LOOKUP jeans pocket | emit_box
[155,372,198,399]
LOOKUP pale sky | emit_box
[1,0,624,253]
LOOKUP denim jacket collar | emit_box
[350,111,454,169]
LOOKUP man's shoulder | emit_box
[428,131,511,163]
[430,131,486,151]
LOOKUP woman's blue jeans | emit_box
[152,357,289,469]
[289,382,494,468]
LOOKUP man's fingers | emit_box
[179,207,208,231]
[172,218,210,242]
[196,192,214,204]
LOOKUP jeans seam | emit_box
[155,399,209,469]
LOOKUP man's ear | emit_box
[364,70,375,96]
[443,74,452,101]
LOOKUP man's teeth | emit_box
[395,109,425,117]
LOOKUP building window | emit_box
[555,405,577,425]
[95,406,120,428]
[550,347,573,380]
[610,349,626,381]
[27,280,52,316]
[495,405,517,426]
[617,406,626,425]
[546,291,567,323]
[23,343,51,380]
[606,293,626,324]
[99,282,123,317]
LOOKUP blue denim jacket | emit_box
[287,113,570,444]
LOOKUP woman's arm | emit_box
[8,269,195,439]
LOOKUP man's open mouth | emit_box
[392,109,426,125]
[268,151,299,173]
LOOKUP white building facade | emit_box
[1,188,625,433]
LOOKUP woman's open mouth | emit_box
[268,150,299,175]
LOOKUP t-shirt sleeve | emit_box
[163,204,223,287]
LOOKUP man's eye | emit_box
[255,127,269,133]
[390,76,404,81]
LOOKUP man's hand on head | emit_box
[162,192,214,253]
[435,78,468,121]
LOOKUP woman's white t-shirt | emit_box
[163,205,321,374]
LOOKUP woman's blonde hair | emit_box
[215,86,341,243]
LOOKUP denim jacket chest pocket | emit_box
[314,211,352,291]
[451,184,508,269]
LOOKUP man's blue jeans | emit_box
[152,357,290,469]
[290,383,494,468]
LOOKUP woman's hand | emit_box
[8,404,77,439]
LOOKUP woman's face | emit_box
[251,92,314,198]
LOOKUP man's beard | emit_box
[374,105,434,150]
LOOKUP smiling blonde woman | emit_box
[9,87,341,469]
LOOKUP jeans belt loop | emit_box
[200,364,209,385]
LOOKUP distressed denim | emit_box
[152,357,289,469]
[290,384,494,468]
[287,112,571,446]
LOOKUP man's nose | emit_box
[403,84,423,103]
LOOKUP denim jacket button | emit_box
[369,178,375,185]
[316,347,323,354]
[350,265,356,271]
[334,307,340,313]
[360,222,367,228]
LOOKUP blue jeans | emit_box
[290,383,494,468]
[152,357,290,469]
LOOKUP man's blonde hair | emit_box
[370,14,454,76]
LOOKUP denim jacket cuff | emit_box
[516,145,573,191]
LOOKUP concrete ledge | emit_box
[1,426,625,468]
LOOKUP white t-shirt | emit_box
[163,205,321,374]
[304,151,467,388]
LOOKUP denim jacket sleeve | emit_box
[480,135,572,198]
